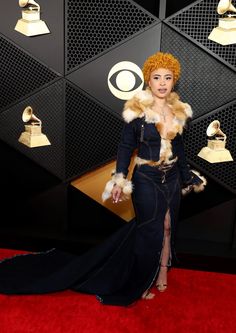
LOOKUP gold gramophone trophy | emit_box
[15,0,50,36]
[198,120,233,163]
[208,0,236,45]
[18,106,51,148]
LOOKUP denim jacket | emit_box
[116,117,192,185]
[115,89,193,185]
[102,89,206,202]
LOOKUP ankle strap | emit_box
[160,264,168,268]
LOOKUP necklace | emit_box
[159,105,167,122]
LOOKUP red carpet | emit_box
[0,249,235,333]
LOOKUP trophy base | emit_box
[207,139,225,150]
[198,147,233,163]
[15,18,50,37]
[219,17,236,29]
[18,132,51,148]
[208,25,236,45]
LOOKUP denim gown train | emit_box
[0,89,203,306]
[0,164,181,306]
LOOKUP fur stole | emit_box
[122,88,192,137]
[122,88,192,164]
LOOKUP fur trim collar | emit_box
[122,89,193,165]
[122,89,192,128]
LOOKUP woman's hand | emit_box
[111,184,122,203]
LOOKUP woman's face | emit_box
[148,68,174,99]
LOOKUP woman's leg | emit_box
[156,209,171,291]
[142,209,171,298]
[133,169,170,300]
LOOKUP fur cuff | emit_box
[191,170,207,193]
[102,172,133,202]
[182,170,207,196]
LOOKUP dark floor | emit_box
[174,252,236,275]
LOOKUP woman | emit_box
[0,52,206,306]
[102,51,206,299]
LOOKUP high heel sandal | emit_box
[156,264,168,292]
[142,289,155,300]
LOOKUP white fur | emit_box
[102,173,133,202]
[102,180,116,202]
[191,169,207,192]
[160,138,172,160]
[135,89,153,102]
[184,103,193,118]
[145,108,161,124]
[181,170,207,196]
[123,108,143,123]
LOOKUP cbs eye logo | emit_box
[107,61,144,100]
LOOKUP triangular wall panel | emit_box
[161,24,236,119]
[65,82,123,180]
[66,23,162,115]
[0,81,65,180]
[184,101,236,194]
[0,0,65,75]
[0,35,59,113]
[65,0,159,73]
[165,0,236,70]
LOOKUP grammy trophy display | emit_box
[198,119,233,163]
[18,106,51,148]
[15,0,50,37]
[208,0,236,45]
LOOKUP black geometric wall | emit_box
[184,102,236,193]
[163,0,236,194]
[166,0,236,70]
[66,0,158,72]
[161,25,236,119]
[0,81,65,179]
[66,23,162,116]
[65,82,124,180]
[0,0,159,181]
[0,34,59,112]
[0,0,235,193]
[0,0,65,75]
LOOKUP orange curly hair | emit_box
[142,52,181,85]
